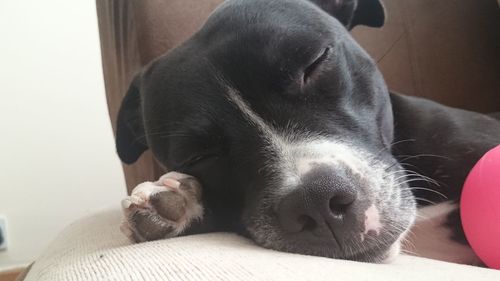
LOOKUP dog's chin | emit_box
[245,224,407,263]
[344,240,403,263]
[254,237,402,263]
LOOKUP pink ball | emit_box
[461,145,500,269]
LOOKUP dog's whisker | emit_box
[372,139,416,163]
[392,173,412,182]
[383,160,401,171]
[384,169,411,178]
[406,172,440,186]
[384,153,453,176]
[390,138,417,148]
[400,248,420,257]
[399,162,420,171]
[405,171,448,189]
[397,178,435,187]
[393,174,437,188]
[369,139,417,165]
[412,212,429,220]
[397,153,453,163]
[392,169,442,189]
[407,186,448,199]
[414,197,438,206]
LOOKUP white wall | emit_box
[0,0,126,269]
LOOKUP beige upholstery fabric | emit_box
[23,208,500,281]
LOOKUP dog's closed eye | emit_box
[180,154,219,169]
[303,46,330,84]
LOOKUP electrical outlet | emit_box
[0,216,7,251]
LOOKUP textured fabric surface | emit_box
[23,208,500,281]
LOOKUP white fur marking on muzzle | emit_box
[224,86,379,195]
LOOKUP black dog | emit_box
[116,0,500,263]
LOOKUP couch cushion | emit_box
[23,208,500,281]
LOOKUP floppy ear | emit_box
[115,74,149,164]
[309,0,386,29]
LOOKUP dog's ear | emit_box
[115,74,149,164]
[309,0,386,29]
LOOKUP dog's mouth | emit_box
[244,201,413,262]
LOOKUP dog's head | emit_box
[116,0,416,262]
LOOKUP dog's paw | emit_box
[120,172,203,242]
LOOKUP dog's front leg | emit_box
[120,172,211,242]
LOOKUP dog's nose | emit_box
[277,171,358,241]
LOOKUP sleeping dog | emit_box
[116,0,500,263]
